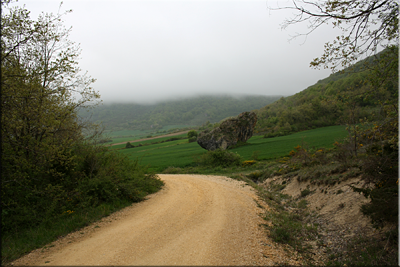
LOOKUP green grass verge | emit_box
[2,199,132,264]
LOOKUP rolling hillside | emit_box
[254,49,397,136]
[80,95,281,131]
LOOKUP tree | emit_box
[271,0,398,72]
[187,130,198,139]
[126,142,134,148]
[187,130,198,143]
[1,1,100,230]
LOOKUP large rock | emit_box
[197,111,257,151]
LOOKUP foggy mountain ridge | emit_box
[80,94,282,131]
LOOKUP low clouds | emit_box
[17,0,340,104]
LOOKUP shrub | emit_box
[1,143,164,234]
[242,160,256,167]
[187,130,198,139]
[162,167,183,174]
[300,188,313,197]
[125,142,134,148]
[165,137,185,142]
[351,143,398,228]
[247,171,263,181]
[188,136,197,143]
[195,149,243,168]
[251,150,260,160]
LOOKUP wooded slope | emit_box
[254,53,396,136]
[80,95,281,131]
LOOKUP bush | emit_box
[188,136,197,143]
[242,160,256,167]
[162,167,183,174]
[351,144,398,228]
[251,150,260,160]
[125,142,134,148]
[247,171,263,181]
[187,130,198,139]
[300,188,313,198]
[1,143,164,234]
[165,137,185,142]
[195,149,243,168]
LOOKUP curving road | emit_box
[12,174,286,266]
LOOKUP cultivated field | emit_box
[112,125,348,172]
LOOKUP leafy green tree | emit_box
[187,130,198,139]
[1,1,99,230]
[273,0,398,72]
[126,142,134,148]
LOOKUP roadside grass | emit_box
[326,233,398,266]
[2,199,133,264]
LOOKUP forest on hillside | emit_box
[80,95,281,131]
[254,49,398,137]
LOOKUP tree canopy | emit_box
[272,0,399,72]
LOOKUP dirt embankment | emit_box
[261,175,378,263]
[11,174,302,266]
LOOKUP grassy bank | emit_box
[2,199,132,264]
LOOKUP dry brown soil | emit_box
[109,130,190,146]
[261,175,379,263]
[11,174,301,266]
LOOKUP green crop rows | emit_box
[115,125,348,172]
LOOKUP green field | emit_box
[115,125,348,172]
[102,125,194,145]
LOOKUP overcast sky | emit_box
[14,0,342,104]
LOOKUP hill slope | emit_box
[254,51,397,136]
[80,95,281,131]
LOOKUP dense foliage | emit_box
[255,51,395,136]
[79,95,281,131]
[195,149,243,168]
[1,0,163,242]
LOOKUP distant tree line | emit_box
[79,95,281,131]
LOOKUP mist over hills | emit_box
[80,95,281,131]
[81,48,397,136]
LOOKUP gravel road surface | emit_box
[12,174,296,266]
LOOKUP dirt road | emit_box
[12,174,298,266]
